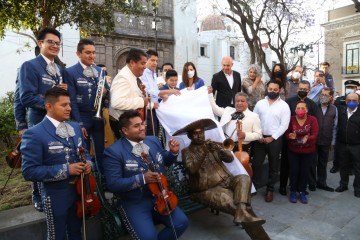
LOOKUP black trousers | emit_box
[109,117,122,140]
[314,145,331,186]
[337,142,360,192]
[279,138,289,189]
[288,150,315,192]
[252,136,282,192]
[146,109,159,137]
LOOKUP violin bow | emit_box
[79,147,87,240]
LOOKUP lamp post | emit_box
[288,41,315,67]
[152,5,161,53]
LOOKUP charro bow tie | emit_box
[83,66,98,78]
[132,142,150,157]
[56,122,75,139]
[47,62,57,76]
[231,111,245,120]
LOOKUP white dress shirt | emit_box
[253,96,290,140]
[141,68,160,103]
[109,65,144,119]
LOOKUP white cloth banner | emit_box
[156,86,255,192]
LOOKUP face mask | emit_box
[274,72,282,78]
[267,91,279,100]
[345,88,354,95]
[295,109,307,118]
[162,71,167,79]
[298,90,308,99]
[319,95,330,105]
[347,100,359,110]
[292,72,301,80]
[187,70,195,78]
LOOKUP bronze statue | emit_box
[173,119,265,227]
[173,119,269,239]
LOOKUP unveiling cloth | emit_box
[156,86,255,192]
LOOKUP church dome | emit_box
[200,15,225,32]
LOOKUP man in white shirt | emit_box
[210,92,262,154]
[253,80,291,202]
[109,48,149,139]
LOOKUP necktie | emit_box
[83,66,98,78]
[47,62,57,76]
[56,122,75,139]
[136,77,142,88]
[132,142,150,157]
[231,111,245,120]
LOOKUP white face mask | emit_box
[162,71,167,79]
[187,70,195,78]
[292,72,301,80]
[345,88,354,95]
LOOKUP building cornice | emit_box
[322,13,360,31]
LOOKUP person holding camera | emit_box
[308,70,327,104]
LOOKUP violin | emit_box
[234,120,253,177]
[141,152,178,215]
[75,146,101,219]
[5,136,22,169]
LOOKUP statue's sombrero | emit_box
[172,118,217,136]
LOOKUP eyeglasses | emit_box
[41,39,61,47]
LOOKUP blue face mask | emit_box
[347,100,359,110]
[345,88,354,95]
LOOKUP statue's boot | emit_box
[234,207,265,225]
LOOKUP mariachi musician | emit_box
[103,110,188,240]
[64,39,109,173]
[109,48,150,139]
[209,92,262,154]
[21,87,92,240]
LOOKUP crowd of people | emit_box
[15,27,360,239]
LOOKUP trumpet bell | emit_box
[223,138,234,152]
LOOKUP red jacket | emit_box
[285,115,319,153]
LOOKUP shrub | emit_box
[0,91,16,149]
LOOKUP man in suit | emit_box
[211,56,241,108]
[103,110,188,240]
[64,39,108,173]
[21,87,92,240]
[209,92,262,153]
[18,27,67,211]
[334,93,360,198]
[109,48,150,139]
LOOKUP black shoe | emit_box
[308,185,316,191]
[304,190,309,195]
[335,185,348,192]
[279,186,287,196]
[316,184,335,192]
[33,201,43,212]
[330,166,339,173]
[355,191,360,198]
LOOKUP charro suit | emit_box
[103,136,188,240]
[19,54,63,127]
[211,70,241,108]
[64,63,108,172]
[21,117,90,240]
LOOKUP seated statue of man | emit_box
[173,119,265,226]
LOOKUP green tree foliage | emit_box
[0,0,153,42]
[0,92,16,149]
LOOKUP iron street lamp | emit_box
[288,41,315,67]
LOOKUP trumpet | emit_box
[93,69,105,120]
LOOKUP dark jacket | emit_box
[315,104,337,146]
[337,107,360,144]
[286,96,319,116]
[211,70,241,108]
